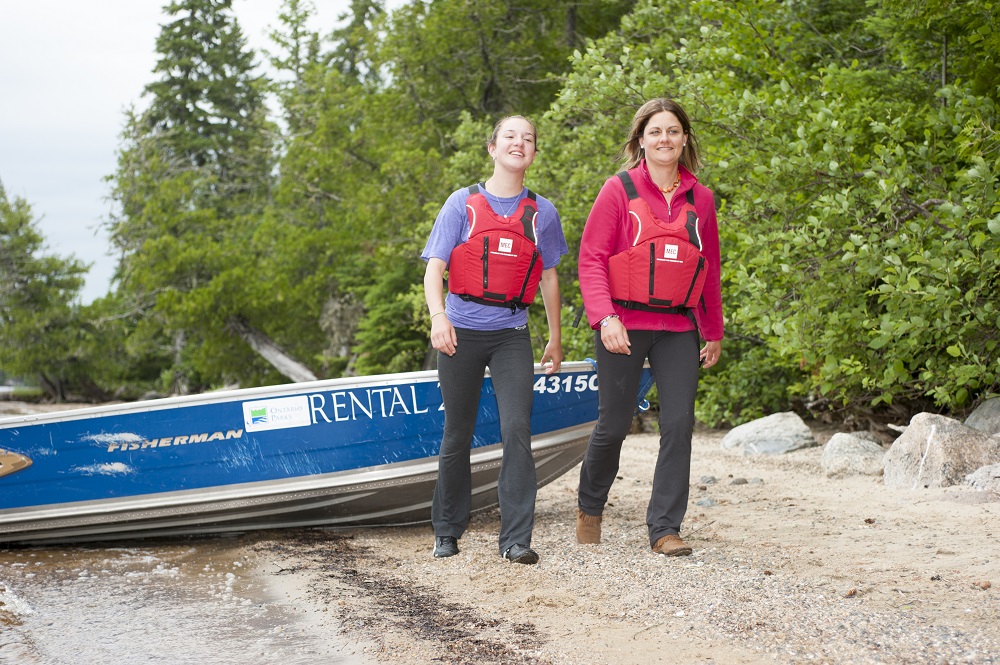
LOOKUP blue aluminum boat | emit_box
[0,361,650,544]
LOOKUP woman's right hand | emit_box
[600,317,631,355]
[431,314,458,356]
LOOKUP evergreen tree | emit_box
[0,182,89,400]
[106,0,280,392]
[144,0,273,205]
[267,0,326,136]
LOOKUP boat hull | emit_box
[0,361,620,544]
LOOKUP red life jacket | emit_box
[448,186,543,311]
[609,171,707,314]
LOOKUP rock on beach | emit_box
[882,412,1000,489]
[820,431,886,477]
[719,411,818,455]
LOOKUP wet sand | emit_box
[0,536,370,665]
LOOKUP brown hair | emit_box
[487,115,538,151]
[619,98,701,172]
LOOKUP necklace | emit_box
[658,171,681,196]
[483,185,521,218]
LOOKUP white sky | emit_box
[0,0,354,304]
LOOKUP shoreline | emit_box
[4,398,998,663]
[242,426,999,664]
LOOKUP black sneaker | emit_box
[433,536,459,558]
[502,543,539,565]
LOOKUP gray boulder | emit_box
[966,464,1000,493]
[720,412,818,456]
[820,432,885,477]
[965,398,1000,435]
[883,413,1000,489]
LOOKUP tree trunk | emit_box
[76,375,111,402]
[38,372,66,402]
[566,3,578,49]
[229,316,318,383]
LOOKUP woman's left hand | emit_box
[700,340,722,369]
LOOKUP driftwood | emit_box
[228,316,318,383]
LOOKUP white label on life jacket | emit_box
[663,244,679,260]
[498,238,514,254]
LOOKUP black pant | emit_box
[578,329,700,546]
[432,326,536,554]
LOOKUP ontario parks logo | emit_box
[242,395,312,432]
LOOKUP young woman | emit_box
[422,116,567,565]
[576,98,724,556]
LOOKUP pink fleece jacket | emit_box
[578,160,724,341]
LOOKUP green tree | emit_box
[144,0,273,205]
[266,0,326,136]
[875,0,1000,103]
[538,0,999,426]
[83,0,998,422]
[106,0,281,392]
[266,0,637,375]
[0,183,89,400]
[258,0,388,377]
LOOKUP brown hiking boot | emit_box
[576,509,602,544]
[652,534,692,557]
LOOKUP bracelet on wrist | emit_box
[430,311,446,320]
[600,314,619,328]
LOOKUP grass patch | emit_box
[0,386,45,401]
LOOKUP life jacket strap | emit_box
[467,184,536,202]
[458,294,528,313]
[611,299,698,330]
[617,172,699,248]
[618,171,640,199]
[468,186,538,242]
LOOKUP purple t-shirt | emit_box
[421,185,568,330]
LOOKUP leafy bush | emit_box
[539,0,1000,426]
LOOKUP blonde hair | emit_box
[619,98,701,172]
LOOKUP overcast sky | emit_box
[0,0,353,304]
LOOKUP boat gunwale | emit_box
[0,360,597,429]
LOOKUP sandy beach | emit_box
[245,423,999,664]
[3,398,998,664]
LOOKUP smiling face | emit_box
[488,117,537,173]
[639,110,686,170]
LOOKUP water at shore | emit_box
[0,536,364,665]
